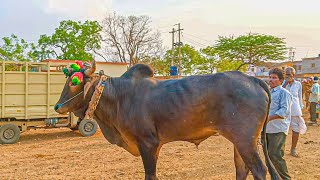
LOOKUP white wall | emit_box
[96,63,128,77]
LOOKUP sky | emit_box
[1,0,320,60]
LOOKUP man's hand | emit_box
[268,114,283,122]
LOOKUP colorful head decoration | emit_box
[63,68,70,77]
[75,61,84,69]
[62,60,93,86]
[70,63,81,72]
[71,72,84,86]
[69,61,84,72]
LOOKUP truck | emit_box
[0,61,99,144]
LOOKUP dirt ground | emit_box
[1,115,320,180]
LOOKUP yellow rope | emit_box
[84,75,107,120]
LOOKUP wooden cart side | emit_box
[0,61,96,144]
[0,61,70,120]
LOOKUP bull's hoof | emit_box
[145,175,158,180]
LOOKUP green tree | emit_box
[215,60,248,72]
[199,46,218,74]
[140,56,168,76]
[215,33,287,70]
[200,46,247,73]
[153,44,204,76]
[36,20,102,61]
[0,34,36,61]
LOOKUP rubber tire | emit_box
[78,119,98,137]
[0,124,21,144]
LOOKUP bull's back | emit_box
[147,72,269,142]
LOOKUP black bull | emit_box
[55,63,281,180]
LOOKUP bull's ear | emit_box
[121,64,154,79]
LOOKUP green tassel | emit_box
[63,68,69,77]
[70,64,80,72]
[72,77,81,85]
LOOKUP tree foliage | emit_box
[101,13,163,66]
[150,44,204,76]
[199,46,218,74]
[36,20,102,61]
[201,46,247,73]
[215,33,287,70]
[0,34,36,61]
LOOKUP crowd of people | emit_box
[265,67,320,180]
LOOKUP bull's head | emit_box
[54,60,97,116]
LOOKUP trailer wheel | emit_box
[0,124,21,144]
[78,119,97,137]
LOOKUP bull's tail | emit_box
[257,78,282,180]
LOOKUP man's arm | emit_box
[268,91,292,122]
[298,83,304,109]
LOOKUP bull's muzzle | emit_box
[54,104,62,111]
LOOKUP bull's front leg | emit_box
[137,138,160,180]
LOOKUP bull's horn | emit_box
[84,59,96,77]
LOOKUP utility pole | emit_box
[175,23,184,77]
[288,47,296,64]
[169,28,176,66]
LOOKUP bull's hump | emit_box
[121,64,154,79]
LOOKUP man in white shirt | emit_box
[283,67,307,157]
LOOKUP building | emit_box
[247,55,320,79]
[293,60,302,76]
[300,56,320,78]
[42,59,128,77]
[247,61,293,79]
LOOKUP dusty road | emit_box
[1,121,320,180]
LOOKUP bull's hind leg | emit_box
[234,141,267,180]
[234,146,249,180]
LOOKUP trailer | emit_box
[0,61,99,144]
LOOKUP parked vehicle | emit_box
[0,61,98,144]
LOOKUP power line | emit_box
[182,34,201,47]
[184,38,207,48]
[183,32,213,44]
[182,34,207,47]
[182,36,200,47]
[182,37,206,48]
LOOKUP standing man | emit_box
[283,67,307,157]
[267,68,292,180]
[304,77,313,110]
[309,76,320,125]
